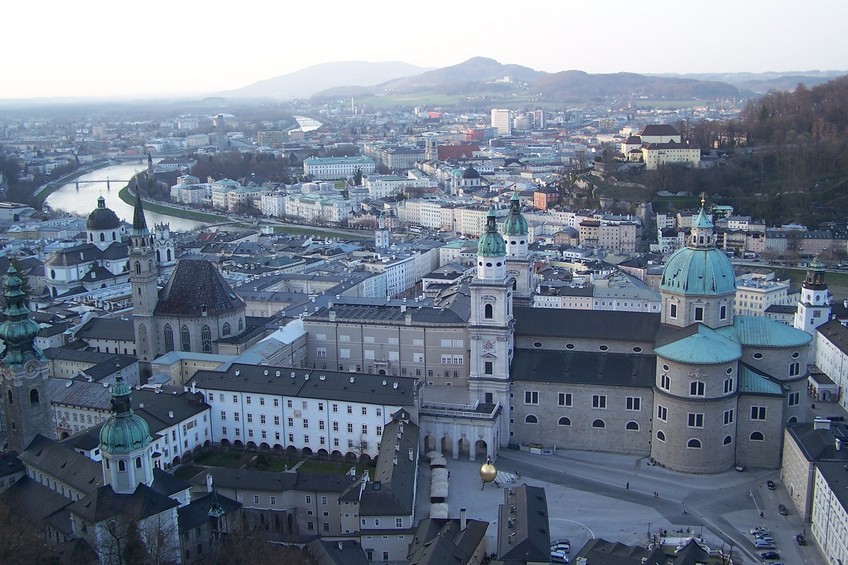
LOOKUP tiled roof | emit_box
[360,412,419,517]
[75,318,135,342]
[177,491,240,533]
[511,349,655,388]
[514,307,661,342]
[19,434,102,495]
[68,483,179,523]
[155,259,245,317]
[737,363,783,396]
[655,324,742,365]
[719,315,812,348]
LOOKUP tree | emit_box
[352,167,363,186]
[215,531,316,565]
[0,492,59,565]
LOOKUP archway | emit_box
[246,441,257,451]
[424,434,436,453]
[233,440,244,449]
[360,453,372,467]
[458,437,471,459]
[221,439,231,448]
[302,447,313,456]
[317,448,328,459]
[331,450,343,462]
[286,445,297,456]
[273,444,284,452]
[60,431,70,440]
[345,452,357,463]
[441,435,453,458]
[475,439,488,460]
[260,442,270,451]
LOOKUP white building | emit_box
[810,461,848,565]
[491,109,512,136]
[303,157,376,180]
[734,272,795,317]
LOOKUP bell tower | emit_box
[99,376,154,494]
[794,256,830,362]
[0,266,54,451]
[130,189,159,364]
[468,208,513,443]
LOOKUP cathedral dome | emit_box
[659,206,736,296]
[86,196,121,231]
[478,208,506,257]
[502,192,528,236]
[99,377,151,455]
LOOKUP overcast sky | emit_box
[5,0,847,99]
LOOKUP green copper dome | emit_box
[0,266,43,366]
[99,376,152,455]
[660,206,735,296]
[477,208,506,257]
[502,192,528,236]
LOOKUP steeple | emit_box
[0,266,42,366]
[476,207,507,281]
[689,198,715,249]
[132,184,150,238]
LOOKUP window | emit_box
[260,415,266,424]
[220,411,226,421]
[687,438,702,449]
[333,422,339,432]
[274,398,279,407]
[687,413,704,428]
[750,406,766,421]
[247,414,253,423]
[626,397,641,411]
[694,306,704,321]
[270,496,276,505]
[362,424,368,435]
[656,430,666,442]
[689,381,705,396]
[484,361,493,375]
[253,495,260,504]
[524,391,539,405]
[625,421,639,431]
[319,421,324,430]
[181,325,191,351]
[720,305,727,319]
[302,419,308,429]
[558,417,571,426]
[789,362,800,377]
[234,412,240,422]
[788,391,800,406]
[723,409,734,425]
[347,423,353,433]
[222,322,231,336]
[723,377,733,394]
[750,431,764,441]
[163,324,174,352]
[660,374,670,391]
[396,518,403,528]
[723,435,733,445]
[558,393,572,407]
[201,325,212,353]
[669,303,678,318]
[525,415,538,424]
[656,405,668,422]
[274,416,280,426]
[592,395,607,409]
[592,419,605,428]
[484,304,493,319]
[118,460,126,472]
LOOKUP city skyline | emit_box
[5,0,848,100]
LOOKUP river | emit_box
[44,162,208,232]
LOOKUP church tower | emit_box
[794,256,830,362]
[0,266,54,452]
[375,213,390,251]
[503,192,534,306]
[99,376,154,494]
[130,189,159,365]
[468,208,513,443]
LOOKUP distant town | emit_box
[0,73,847,565]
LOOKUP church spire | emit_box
[132,182,149,237]
[0,266,42,366]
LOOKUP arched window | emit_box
[134,261,141,275]
[167,249,172,261]
[687,438,702,449]
[201,325,212,353]
[222,322,231,336]
[484,304,493,319]
[118,460,126,472]
[50,269,56,279]
[558,417,571,426]
[625,421,639,431]
[30,389,40,405]
[723,435,733,446]
[592,419,605,428]
[787,416,798,425]
[525,415,538,424]
[100,233,105,242]
[238,318,244,332]
[163,324,174,352]
[156,250,161,262]
[750,431,764,441]
[656,430,666,442]
[7,390,13,404]
[181,325,191,352]
[111,232,116,241]
[135,457,142,469]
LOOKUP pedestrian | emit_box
[760,511,764,519]
[626,481,629,489]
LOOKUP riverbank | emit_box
[32,160,113,209]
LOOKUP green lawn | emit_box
[194,450,254,468]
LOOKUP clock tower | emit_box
[468,208,513,444]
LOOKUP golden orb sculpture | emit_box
[479,456,497,487]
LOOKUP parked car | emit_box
[550,548,569,563]
[755,541,776,549]
[767,480,776,490]
[760,550,780,560]
[750,527,771,535]
[796,533,807,545]
[551,540,571,553]
[778,504,788,516]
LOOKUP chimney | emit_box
[169,411,174,418]
[837,438,843,451]
[205,473,213,493]
[337,541,343,551]
[460,508,467,530]
[814,417,832,431]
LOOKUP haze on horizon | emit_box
[6,0,848,100]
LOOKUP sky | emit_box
[4,0,847,100]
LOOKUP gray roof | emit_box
[18,434,103,495]
[786,421,848,463]
[0,476,75,533]
[191,363,418,406]
[817,318,848,356]
[75,318,135,342]
[360,411,419,517]
[514,306,662,342]
[497,485,550,562]
[188,466,362,496]
[511,349,656,388]
[407,518,489,565]
[68,483,179,523]
[816,460,848,515]
[307,539,370,565]
[177,491,241,533]
[572,538,666,565]
[155,259,245,317]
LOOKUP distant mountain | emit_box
[655,71,848,94]
[223,61,432,99]
[531,70,740,101]
[312,57,545,99]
